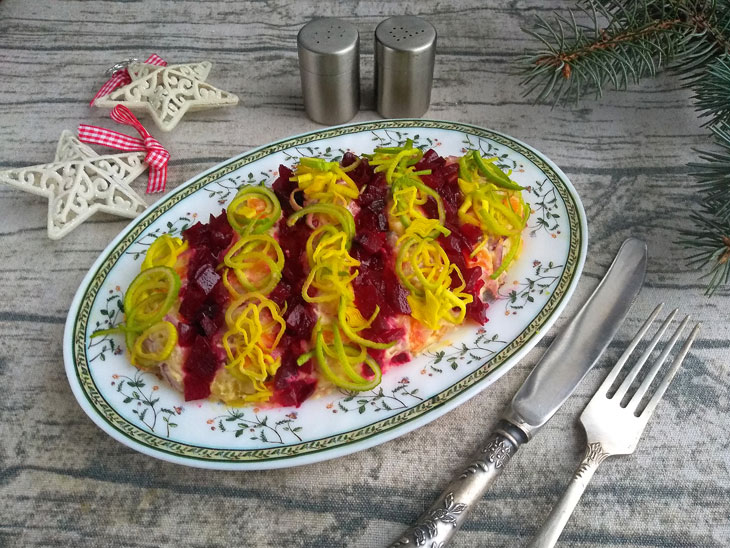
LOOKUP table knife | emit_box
[389,237,648,548]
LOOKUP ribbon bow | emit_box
[78,105,170,193]
[91,54,167,106]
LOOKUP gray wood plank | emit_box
[0,0,728,547]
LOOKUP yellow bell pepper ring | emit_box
[287,203,356,244]
[223,233,285,296]
[227,186,281,235]
[313,326,382,391]
[123,266,181,331]
[337,301,395,350]
[130,321,178,368]
[332,326,378,384]
[141,234,188,270]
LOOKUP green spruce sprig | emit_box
[679,201,730,295]
[519,0,730,294]
[692,57,730,127]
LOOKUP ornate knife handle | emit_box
[389,421,528,548]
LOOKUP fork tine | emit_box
[612,308,678,403]
[595,304,663,397]
[627,315,690,412]
[641,323,700,419]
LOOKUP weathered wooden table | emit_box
[1,1,727,546]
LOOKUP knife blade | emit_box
[389,237,647,548]
[504,236,648,435]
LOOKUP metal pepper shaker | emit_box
[375,15,437,118]
[297,18,360,125]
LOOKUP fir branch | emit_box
[520,0,730,294]
[687,122,730,221]
[692,56,730,126]
[520,1,730,105]
[682,122,730,294]
[519,1,691,104]
[678,202,730,295]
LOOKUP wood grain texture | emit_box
[0,1,728,547]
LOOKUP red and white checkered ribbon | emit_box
[78,105,170,194]
[90,54,167,106]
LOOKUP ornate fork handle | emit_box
[390,421,527,547]
[526,442,611,548]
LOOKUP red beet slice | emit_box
[354,209,377,235]
[269,280,293,308]
[459,222,482,246]
[341,152,374,188]
[272,165,296,215]
[439,232,468,271]
[208,211,234,256]
[341,151,358,168]
[367,348,387,366]
[199,313,219,337]
[278,217,312,282]
[384,269,411,315]
[211,282,230,308]
[182,221,208,249]
[298,357,314,375]
[274,377,317,408]
[439,183,462,223]
[463,266,484,294]
[186,247,215,278]
[391,352,411,365]
[354,230,387,254]
[177,322,196,347]
[422,196,440,219]
[359,175,389,207]
[353,276,379,318]
[182,211,233,258]
[442,162,459,184]
[466,296,489,325]
[285,302,317,339]
[182,335,220,400]
[353,245,387,273]
[179,284,207,321]
[273,352,317,408]
[274,353,300,389]
[194,263,221,295]
[375,211,389,232]
[415,149,445,172]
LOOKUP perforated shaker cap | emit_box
[375,16,437,117]
[298,18,359,76]
[375,16,436,70]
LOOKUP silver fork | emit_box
[527,304,700,548]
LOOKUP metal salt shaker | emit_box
[375,15,437,118]
[297,18,360,125]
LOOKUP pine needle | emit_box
[519,0,730,294]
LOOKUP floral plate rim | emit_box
[63,119,587,470]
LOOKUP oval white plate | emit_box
[63,120,587,470]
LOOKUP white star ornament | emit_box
[0,131,148,239]
[93,61,239,131]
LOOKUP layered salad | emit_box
[96,142,529,407]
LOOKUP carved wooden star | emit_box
[94,61,239,131]
[0,131,148,239]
